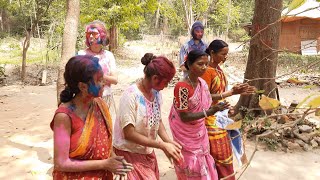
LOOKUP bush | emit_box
[278,52,320,72]
[229,28,250,42]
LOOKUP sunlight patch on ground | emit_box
[0,145,27,157]
[9,134,38,145]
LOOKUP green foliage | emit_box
[193,0,209,20]
[118,33,127,47]
[0,37,60,65]
[80,0,157,29]
[208,0,242,35]
[287,0,306,12]
[260,137,279,151]
[229,28,250,42]
[278,52,320,72]
[296,94,320,110]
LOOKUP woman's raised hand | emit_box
[103,156,133,176]
[208,101,230,115]
[231,83,249,95]
[242,85,256,95]
[232,83,256,95]
[159,141,183,163]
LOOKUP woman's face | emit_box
[211,47,229,64]
[189,55,209,77]
[86,27,101,46]
[152,77,170,91]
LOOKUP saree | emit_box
[169,78,218,180]
[201,66,235,180]
[50,98,113,180]
[113,148,159,180]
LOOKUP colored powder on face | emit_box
[87,27,102,46]
[87,69,103,97]
[88,80,101,97]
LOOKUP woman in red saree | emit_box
[51,55,133,180]
[169,49,229,180]
[201,40,255,180]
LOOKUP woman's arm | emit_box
[53,113,132,174]
[179,102,230,122]
[104,70,118,85]
[158,121,173,143]
[104,51,118,85]
[211,90,233,101]
[123,124,163,149]
[123,124,182,161]
[211,83,255,101]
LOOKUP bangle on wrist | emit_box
[202,108,208,118]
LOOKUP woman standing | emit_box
[51,55,133,179]
[169,49,229,180]
[78,20,118,122]
[201,39,255,180]
[113,53,183,180]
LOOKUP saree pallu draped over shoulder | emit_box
[51,98,113,180]
[201,66,235,180]
[169,78,218,180]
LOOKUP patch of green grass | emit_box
[0,37,61,65]
[0,50,60,65]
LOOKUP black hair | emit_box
[205,39,228,54]
[184,49,208,70]
[60,55,102,103]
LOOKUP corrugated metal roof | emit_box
[282,0,320,21]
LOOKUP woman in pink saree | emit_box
[169,49,229,180]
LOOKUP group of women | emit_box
[51,20,255,180]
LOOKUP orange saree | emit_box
[50,98,113,180]
[201,66,235,180]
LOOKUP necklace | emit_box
[187,75,196,89]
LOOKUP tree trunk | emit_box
[155,3,160,29]
[21,28,31,81]
[56,0,80,104]
[236,0,283,115]
[182,0,193,35]
[109,25,118,52]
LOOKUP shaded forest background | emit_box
[0,0,293,65]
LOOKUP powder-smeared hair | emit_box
[141,53,176,81]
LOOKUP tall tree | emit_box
[18,0,54,81]
[236,0,283,115]
[56,0,80,104]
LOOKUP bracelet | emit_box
[202,108,208,118]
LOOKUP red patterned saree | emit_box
[50,98,113,180]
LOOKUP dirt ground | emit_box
[0,40,320,179]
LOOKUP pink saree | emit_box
[169,78,218,180]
